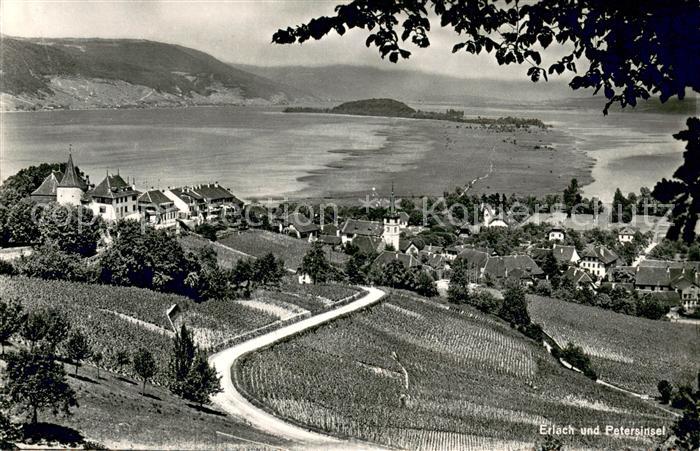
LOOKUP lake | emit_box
[0,102,688,203]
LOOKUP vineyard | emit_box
[529,295,699,395]
[178,234,250,268]
[219,230,348,270]
[1,275,364,381]
[237,293,673,450]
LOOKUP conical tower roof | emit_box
[58,154,87,190]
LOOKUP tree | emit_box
[559,343,598,380]
[672,394,700,450]
[4,349,77,424]
[653,118,700,243]
[15,243,91,282]
[637,296,670,320]
[0,299,24,355]
[133,348,157,396]
[611,188,632,223]
[64,330,92,376]
[447,258,471,304]
[252,253,285,287]
[562,179,582,216]
[38,203,103,257]
[498,285,530,327]
[114,350,131,375]
[2,199,41,246]
[538,250,560,280]
[300,243,331,284]
[658,380,674,404]
[413,271,438,297]
[181,351,222,407]
[92,351,103,379]
[99,220,200,297]
[345,253,367,285]
[274,1,700,241]
[169,325,196,397]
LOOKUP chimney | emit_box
[215,181,219,187]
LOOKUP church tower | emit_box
[56,153,87,206]
[383,183,401,251]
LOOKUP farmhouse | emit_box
[579,245,620,279]
[635,260,700,310]
[279,212,320,240]
[563,267,595,290]
[138,189,179,229]
[86,173,141,222]
[483,255,544,286]
[551,244,581,266]
[399,238,423,256]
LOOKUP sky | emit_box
[0,0,562,80]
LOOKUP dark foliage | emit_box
[4,349,77,424]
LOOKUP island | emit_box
[284,98,549,129]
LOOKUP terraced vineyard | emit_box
[0,276,359,381]
[529,295,699,395]
[238,293,673,450]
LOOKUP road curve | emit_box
[209,286,387,449]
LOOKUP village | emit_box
[23,153,698,320]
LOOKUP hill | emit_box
[0,36,312,111]
[237,292,674,449]
[331,98,416,116]
[528,295,699,395]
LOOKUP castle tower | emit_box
[56,153,87,206]
[383,183,401,251]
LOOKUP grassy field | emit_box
[1,343,289,450]
[178,234,251,269]
[237,292,674,450]
[218,229,348,270]
[529,295,699,395]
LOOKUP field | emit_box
[529,295,699,395]
[0,340,288,450]
[237,293,673,450]
[218,230,348,270]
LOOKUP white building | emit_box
[548,226,566,242]
[618,227,635,243]
[86,173,141,222]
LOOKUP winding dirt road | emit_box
[208,286,387,450]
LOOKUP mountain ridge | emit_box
[0,36,313,111]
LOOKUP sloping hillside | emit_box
[0,36,312,110]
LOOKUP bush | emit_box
[658,380,673,404]
[559,343,597,380]
[520,323,544,342]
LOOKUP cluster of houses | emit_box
[538,227,699,311]
[30,155,243,229]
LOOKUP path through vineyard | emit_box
[209,286,387,449]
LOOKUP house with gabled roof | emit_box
[30,170,64,204]
[279,212,320,240]
[138,189,179,229]
[86,172,141,222]
[634,260,700,310]
[563,267,595,290]
[164,183,242,223]
[483,255,544,286]
[548,225,566,242]
[579,245,620,279]
[551,244,580,266]
[399,237,423,256]
[618,226,636,243]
